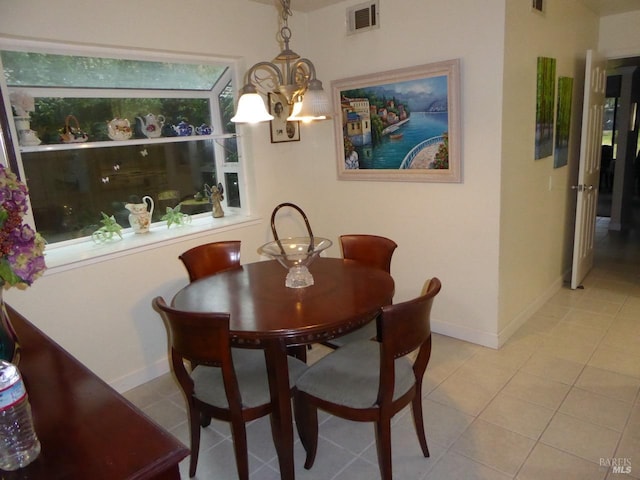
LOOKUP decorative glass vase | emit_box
[0,289,19,363]
[259,202,332,288]
[258,236,332,288]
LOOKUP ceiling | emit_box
[250,0,640,15]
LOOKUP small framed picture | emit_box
[532,0,544,14]
[269,93,300,143]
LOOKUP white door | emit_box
[571,50,607,289]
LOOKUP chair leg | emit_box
[374,417,393,480]
[411,392,430,457]
[200,412,212,427]
[187,403,201,477]
[293,391,319,470]
[229,419,250,480]
[287,345,307,362]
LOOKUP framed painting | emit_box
[535,56,556,159]
[269,92,300,143]
[554,76,573,168]
[333,59,462,182]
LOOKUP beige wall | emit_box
[0,0,631,390]
[301,0,506,347]
[498,1,599,338]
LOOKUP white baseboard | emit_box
[431,273,565,350]
[496,273,565,347]
[431,319,500,349]
[109,357,170,394]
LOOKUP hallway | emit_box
[123,221,640,479]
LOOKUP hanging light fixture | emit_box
[231,0,331,124]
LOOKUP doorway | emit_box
[597,59,640,242]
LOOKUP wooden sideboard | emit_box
[2,305,189,479]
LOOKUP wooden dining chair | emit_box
[178,240,241,282]
[293,277,441,480]
[323,234,397,349]
[340,234,398,272]
[152,297,308,479]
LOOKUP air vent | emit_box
[347,1,379,35]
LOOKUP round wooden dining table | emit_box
[171,257,394,480]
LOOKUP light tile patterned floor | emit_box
[124,216,640,479]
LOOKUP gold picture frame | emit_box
[333,59,462,182]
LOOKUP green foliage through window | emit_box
[1,51,227,90]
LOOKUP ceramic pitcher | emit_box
[125,196,154,234]
[135,114,165,139]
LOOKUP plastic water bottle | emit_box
[0,360,40,471]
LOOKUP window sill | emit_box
[19,133,238,153]
[42,211,261,275]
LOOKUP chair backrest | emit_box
[179,240,241,282]
[340,234,398,273]
[376,278,441,403]
[153,297,233,368]
[153,297,243,407]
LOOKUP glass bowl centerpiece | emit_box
[259,202,332,288]
[258,236,332,288]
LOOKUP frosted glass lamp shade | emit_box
[287,79,331,122]
[231,92,274,123]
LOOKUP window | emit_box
[0,44,245,246]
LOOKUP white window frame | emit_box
[0,37,256,273]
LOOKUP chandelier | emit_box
[230,0,331,124]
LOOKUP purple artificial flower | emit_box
[0,165,46,287]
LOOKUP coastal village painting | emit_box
[333,60,461,182]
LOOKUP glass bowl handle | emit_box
[269,203,315,255]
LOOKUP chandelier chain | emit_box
[281,0,293,23]
[280,0,293,43]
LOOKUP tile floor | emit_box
[124,216,640,479]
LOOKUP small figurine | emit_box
[210,183,225,218]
